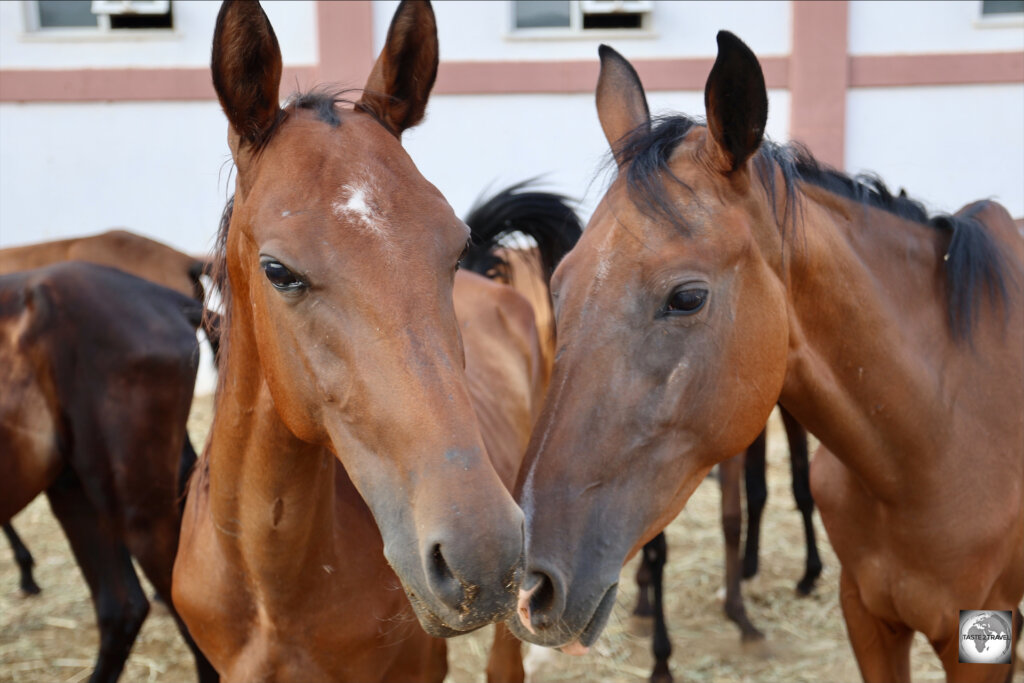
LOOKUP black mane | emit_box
[611,114,1010,341]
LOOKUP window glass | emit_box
[38,0,98,27]
[981,0,1024,14]
[515,1,571,29]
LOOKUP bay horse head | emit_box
[510,34,790,650]
[211,0,523,634]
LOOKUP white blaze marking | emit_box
[332,183,387,239]
[591,224,616,291]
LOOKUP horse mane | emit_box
[462,179,583,283]
[611,113,1010,341]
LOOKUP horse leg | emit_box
[121,463,218,683]
[781,407,822,595]
[148,433,199,608]
[720,455,763,641]
[45,468,149,683]
[647,531,672,683]
[3,522,41,595]
[838,569,912,683]
[485,621,524,683]
[633,533,659,619]
[741,428,767,580]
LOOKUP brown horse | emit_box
[173,2,544,681]
[0,229,222,597]
[511,33,1023,683]
[0,262,215,683]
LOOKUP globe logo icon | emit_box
[958,610,1012,664]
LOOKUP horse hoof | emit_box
[741,627,766,643]
[741,558,758,580]
[650,661,673,683]
[20,581,42,596]
[633,601,654,619]
[796,570,822,596]
[629,614,654,637]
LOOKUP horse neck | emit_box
[776,186,958,497]
[205,305,381,596]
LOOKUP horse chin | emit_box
[401,582,505,638]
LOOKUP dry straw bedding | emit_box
[1,398,1021,683]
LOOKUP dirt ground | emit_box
[1,398,1021,683]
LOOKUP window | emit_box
[511,0,652,35]
[980,0,1024,14]
[26,0,173,33]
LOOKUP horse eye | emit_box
[456,240,470,270]
[263,260,305,292]
[664,288,707,316]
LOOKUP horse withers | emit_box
[510,33,1023,683]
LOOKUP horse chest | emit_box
[189,529,439,681]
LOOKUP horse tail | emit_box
[462,178,583,288]
[463,179,583,385]
[187,257,222,363]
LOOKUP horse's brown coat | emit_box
[0,262,213,683]
[0,229,207,300]
[173,2,542,681]
[511,35,1024,683]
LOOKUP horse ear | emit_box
[596,44,650,154]
[357,0,438,138]
[211,0,283,150]
[703,31,767,173]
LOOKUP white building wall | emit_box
[374,0,792,61]
[845,84,1024,217]
[406,89,791,222]
[848,1,1024,55]
[0,100,229,253]
[0,0,316,69]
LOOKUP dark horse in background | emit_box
[0,262,216,683]
[0,230,220,599]
[633,407,821,683]
[512,32,1023,683]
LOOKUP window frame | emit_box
[974,0,1024,28]
[20,0,177,40]
[506,0,656,41]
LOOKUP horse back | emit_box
[455,269,545,491]
[0,229,206,301]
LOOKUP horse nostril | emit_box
[530,573,556,624]
[519,570,560,632]
[427,543,464,610]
